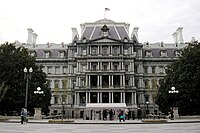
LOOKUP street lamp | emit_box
[34,87,44,94]
[24,67,33,110]
[168,86,179,120]
[146,101,149,118]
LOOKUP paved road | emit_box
[0,122,200,133]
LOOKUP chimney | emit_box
[131,27,139,41]
[32,33,38,45]
[71,27,79,42]
[172,31,178,44]
[27,28,34,44]
[176,27,184,44]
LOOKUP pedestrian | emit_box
[137,108,142,120]
[109,109,113,120]
[20,108,24,124]
[170,108,174,120]
[132,110,135,120]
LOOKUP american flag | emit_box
[105,8,110,11]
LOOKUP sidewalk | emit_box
[3,118,200,124]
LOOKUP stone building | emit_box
[21,19,187,119]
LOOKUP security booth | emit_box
[84,103,127,120]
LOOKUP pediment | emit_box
[89,37,121,43]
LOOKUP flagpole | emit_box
[104,8,110,19]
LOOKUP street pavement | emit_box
[0,119,200,133]
[0,121,200,133]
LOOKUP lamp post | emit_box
[24,67,33,110]
[34,87,44,120]
[62,102,65,120]
[146,101,149,118]
[34,87,44,94]
[168,86,179,120]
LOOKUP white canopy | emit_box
[85,103,127,110]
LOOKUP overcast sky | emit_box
[0,0,200,44]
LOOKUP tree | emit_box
[0,42,51,115]
[156,40,200,115]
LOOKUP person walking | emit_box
[20,108,24,124]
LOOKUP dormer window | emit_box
[59,51,65,58]
[101,25,109,37]
[160,50,167,57]
[45,51,50,58]
[175,50,180,57]
[30,51,36,57]
[145,50,152,57]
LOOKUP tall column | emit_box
[132,92,134,104]
[98,92,100,103]
[77,92,79,105]
[86,75,88,87]
[100,75,102,86]
[111,75,113,86]
[88,92,90,103]
[123,75,125,87]
[123,92,125,103]
[100,92,102,103]
[111,92,113,103]
[97,75,100,86]
[120,92,123,103]
[86,92,88,103]
[120,75,122,86]
[109,75,111,86]
[135,93,137,104]
[109,92,111,103]
[75,92,77,105]
[89,76,91,87]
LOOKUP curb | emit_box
[1,120,200,124]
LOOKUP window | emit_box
[175,50,180,57]
[125,65,128,72]
[30,51,36,57]
[62,80,67,89]
[47,67,52,74]
[113,62,118,71]
[82,47,87,55]
[102,47,108,55]
[91,63,97,71]
[145,50,151,57]
[113,46,118,54]
[92,65,97,71]
[159,66,164,74]
[55,67,60,75]
[54,80,59,88]
[152,79,158,88]
[102,63,108,71]
[54,96,58,104]
[124,49,128,55]
[160,50,167,57]
[92,47,98,55]
[152,66,156,73]
[82,65,86,72]
[134,66,138,73]
[144,66,148,73]
[125,76,129,86]
[45,51,50,58]
[63,67,67,74]
[73,66,76,73]
[60,51,64,58]
[144,80,150,88]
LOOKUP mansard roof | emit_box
[81,19,130,41]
